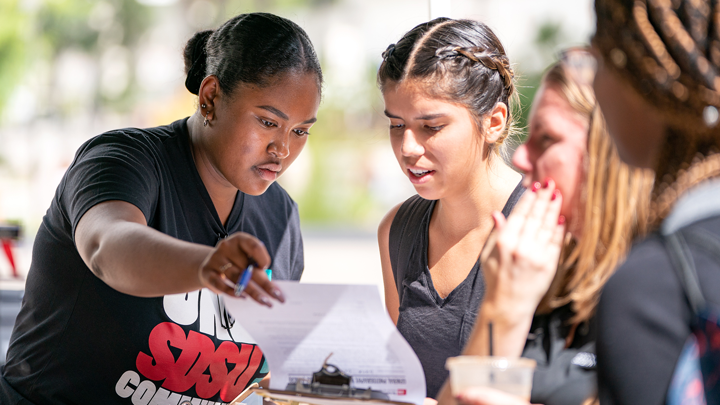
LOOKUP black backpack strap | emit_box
[663,231,707,314]
[660,179,720,314]
[388,195,433,303]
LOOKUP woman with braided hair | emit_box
[590,0,720,404]
[376,18,525,400]
[1,12,321,404]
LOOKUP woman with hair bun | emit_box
[376,18,525,399]
[1,12,322,405]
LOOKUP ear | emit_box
[483,102,508,144]
[197,75,220,121]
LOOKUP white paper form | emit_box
[223,281,426,405]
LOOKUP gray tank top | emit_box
[388,181,524,398]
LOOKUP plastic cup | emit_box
[445,356,536,400]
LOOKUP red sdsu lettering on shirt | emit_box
[114,289,265,404]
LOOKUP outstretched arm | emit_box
[75,200,283,304]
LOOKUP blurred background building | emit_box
[0,0,594,291]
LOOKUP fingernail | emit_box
[558,215,566,225]
[531,181,541,192]
[260,295,272,307]
[552,189,561,201]
[272,288,285,302]
[543,179,550,188]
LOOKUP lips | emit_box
[406,166,435,184]
[255,162,281,181]
[409,168,431,177]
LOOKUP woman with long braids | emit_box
[591,1,720,403]
[376,18,524,400]
[1,13,321,404]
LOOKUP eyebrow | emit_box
[259,105,316,125]
[384,110,400,119]
[383,110,447,121]
[258,105,288,120]
[415,113,446,120]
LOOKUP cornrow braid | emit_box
[434,45,515,94]
[595,0,720,127]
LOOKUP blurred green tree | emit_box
[0,0,32,118]
[514,20,566,141]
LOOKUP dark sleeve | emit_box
[596,235,691,405]
[59,131,159,240]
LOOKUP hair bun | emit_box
[382,43,396,60]
[183,30,213,95]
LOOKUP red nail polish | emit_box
[543,179,550,188]
[531,182,541,192]
[552,189,561,201]
[558,215,566,225]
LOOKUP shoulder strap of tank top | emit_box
[501,180,526,218]
[388,195,433,303]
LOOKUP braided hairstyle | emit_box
[183,13,322,97]
[377,18,518,160]
[594,0,720,227]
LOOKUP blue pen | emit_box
[234,264,254,297]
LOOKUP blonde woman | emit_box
[442,52,653,405]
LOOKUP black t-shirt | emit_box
[1,118,303,404]
[596,216,720,405]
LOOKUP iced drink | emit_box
[445,356,536,400]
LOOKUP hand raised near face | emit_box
[480,179,566,318]
[198,232,285,307]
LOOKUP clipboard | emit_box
[222,283,426,405]
[237,387,415,405]
[229,357,415,405]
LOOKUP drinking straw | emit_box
[488,322,494,356]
